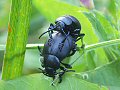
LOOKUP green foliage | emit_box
[84,11,120,62]
[0,0,120,90]
[0,74,108,90]
[76,60,120,90]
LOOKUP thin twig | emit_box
[0,39,120,51]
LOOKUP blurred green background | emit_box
[0,0,118,77]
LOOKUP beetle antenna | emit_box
[39,29,54,39]
[39,23,56,39]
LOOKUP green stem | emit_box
[24,39,120,50]
[85,39,120,51]
[26,39,120,50]
[0,39,120,51]
[26,44,44,49]
[2,0,31,80]
[0,45,6,51]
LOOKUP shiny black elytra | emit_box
[38,32,77,83]
[39,15,85,41]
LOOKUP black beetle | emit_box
[39,15,85,43]
[38,32,77,84]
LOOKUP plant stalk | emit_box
[0,39,120,51]
[2,0,31,80]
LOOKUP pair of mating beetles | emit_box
[38,15,85,84]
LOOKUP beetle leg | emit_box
[61,62,72,69]
[48,31,53,39]
[67,43,77,57]
[68,48,76,56]
[58,66,75,83]
[76,33,85,41]
[58,32,70,51]
[58,66,66,83]
[61,29,70,42]
[52,75,55,81]
[60,31,70,44]
[51,76,55,86]
[38,68,45,73]
[80,36,85,48]
[38,46,42,56]
[66,69,75,72]
[49,23,55,30]
[76,33,85,48]
[38,46,44,67]
[61,28,67,36]
[58,72,65,83]
[48,23,56,39]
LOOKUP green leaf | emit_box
[0,73,108,90]
[76,60,120,90]
[107,0,117,22]
[94,11,117,40]
[84,11,120,61]
[116,0,120,31]
[84,11,118,41]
